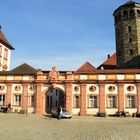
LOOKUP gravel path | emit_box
[0,113,140,140]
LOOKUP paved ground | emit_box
[0,113,140,140]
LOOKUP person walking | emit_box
[57,106,62,120]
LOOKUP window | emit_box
[127,96,135,108]
[129,38,132,43]
[115,16,118,23]
[108,96,116,108]
[4,48,8,59]
[137,10,140,15]
[129,9,134,16]
[123,11,128,17]
[0,95,5,105]
[28,95,35,107]
[14,95,21,106]
[55,100,58,107]
[88,96,97,108]
[73,95,80,108]
[0,46,2,56]
[129,49,133,55]
[128,26,132,32]
[118,13,122,21]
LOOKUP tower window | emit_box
[123,11,128,17]
[129,49,133,55]
[128,26,132,32]
[129,9,134,16]
[118,13,122,21]
[129,38,132,43]
[137,10,140,15]
[115,16,118,23]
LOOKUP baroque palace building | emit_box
[1,0,140,116]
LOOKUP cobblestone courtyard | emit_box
[0,113,140,140]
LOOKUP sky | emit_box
[0,0,137,71]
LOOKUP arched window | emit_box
[137,9,140,15]
[123,11,128,17]
[129,9,135,16]
[118,13,122,21]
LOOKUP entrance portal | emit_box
[46,88,65,113]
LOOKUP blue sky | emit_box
[0,0,136,71]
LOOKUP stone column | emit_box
[35,83,42,115]
[118,83,124,112]
[6,83,12,105]
[22,83,28,111]
[80,83,87,116]
[137,83,140,114]
[65,83,72,113]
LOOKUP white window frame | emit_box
[127,96,135,108]
[88,96,97,108]
[14,95,21,106]
[0,94,5,106]
[108,96,116,108]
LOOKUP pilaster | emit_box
[137,83,140,114]
[80,83,87,116]
[65,83,72,112]
[118,83,124,112]
[35,83,42,115]
[99,83,105,113]
[6,83,12,105]
[22,83,28,110]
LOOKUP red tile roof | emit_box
[98,53,116,69]
[75,62,96,73]
[0,29,14,50]
[103,53,116,65]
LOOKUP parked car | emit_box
[51,107,72,119]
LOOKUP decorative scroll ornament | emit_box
[15,85,21,91]
[108,85,115,92]
[127,85,134,91]
[3,65,8,69]
[29,85,34,91]
[48,66,60,80]
[0,85,5,91]
[74,86,79,92]
[89,86,96,92]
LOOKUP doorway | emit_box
[46,88,65,113]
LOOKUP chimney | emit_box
[107,54,110,59]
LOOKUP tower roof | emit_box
[114,0,140,14]
[0,27,14,50]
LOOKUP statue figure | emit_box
[48,66,60,80]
